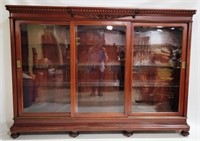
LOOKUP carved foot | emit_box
[11,132,20,139]
[180,130,189,136]
[123,131,134,137]
[69,131,79,138]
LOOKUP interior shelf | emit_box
[78,81,120,87]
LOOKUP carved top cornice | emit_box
[68,7,135,19]
[6,5,196,19]
[6,6,68,13]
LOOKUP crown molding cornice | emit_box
[6,5,196,19]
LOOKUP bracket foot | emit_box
[69,131,79,138]
[11,132,20,139]
[180,130,189,136]
[123,131,134,137]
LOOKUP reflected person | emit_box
[88,44,108,96]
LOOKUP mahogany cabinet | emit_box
[6,5,196,138]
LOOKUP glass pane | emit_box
[76,25,126,113]
[21,24,70,112]
[132,26,183,112]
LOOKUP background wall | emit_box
[0,0,199,139]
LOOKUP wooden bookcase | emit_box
[6,5,196,138]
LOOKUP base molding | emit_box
[10,119,190,138]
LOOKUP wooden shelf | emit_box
[78,81,120,87]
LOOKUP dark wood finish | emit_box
[6,5,195,138]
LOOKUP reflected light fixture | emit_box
[157,26,163,28]
[106,25,113,30]
[157,29,163,32]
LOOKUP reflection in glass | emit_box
[132,26,183,112]
[21,24,70,112]
[76,25,126,113]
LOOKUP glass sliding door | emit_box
[75,24,126,113]
[20,24,70,113]
[132,24,186,113]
